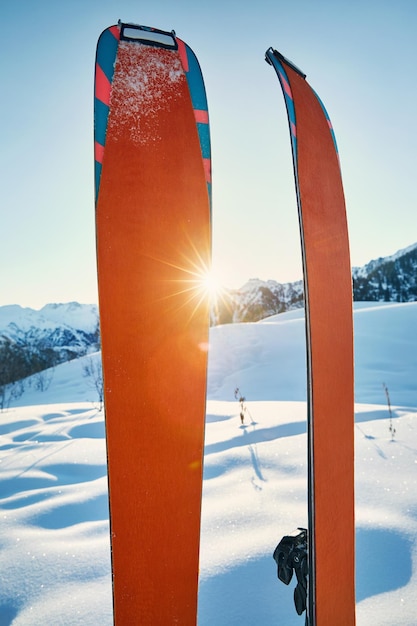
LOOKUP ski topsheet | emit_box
[266,49,355,625]
[94,23,211,624]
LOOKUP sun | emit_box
[150,237,230,325]
[198,268,223,303]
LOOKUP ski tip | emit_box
[265,48,307,79]
[265,47,274,65]
[118,22,178,49]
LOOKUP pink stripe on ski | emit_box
[95,141,105,164]
[278,70,293,99]
[176,38,189,72]
[194,109,209,124]
[203,158,211,183]
[109,25,120,40]
[95,64,112,106]
[291,121,297,137]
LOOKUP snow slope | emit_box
[1,302,416,625]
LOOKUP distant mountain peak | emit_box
[0,302,99,356]
[213,242,417,325]
[352,242,417,303]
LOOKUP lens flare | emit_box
[197,268,223,302]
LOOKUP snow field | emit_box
[0,302,416,624]
[0,404,112,625]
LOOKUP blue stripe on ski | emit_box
[96,27,119,82]
[94,26,120,204]
[265,50,298,168]
[94,98,110,149]
[180,40,212,210]
[196,122,210,160]
[184,46,208,111]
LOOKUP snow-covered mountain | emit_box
[0,302,98,339]
[214,277,304,324]
[352,242,417,302]
[0,303,100,394]
[213,242,417,324]
[0,302,99,356]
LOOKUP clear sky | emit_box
[1,0,416,308]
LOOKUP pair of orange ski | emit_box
[94,22,355,625]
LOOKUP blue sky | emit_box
[1,0,416,308]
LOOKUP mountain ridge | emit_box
[1,242,416,333]
[0,303,100,398]
[213,242,417,324]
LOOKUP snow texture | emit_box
[108,42,185,145]
[1,302,417,624]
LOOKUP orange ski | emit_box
[267,49,355,625]
[95,23,211,624]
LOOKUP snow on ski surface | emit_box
[1,302,417,625]
[109,42,185,145]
